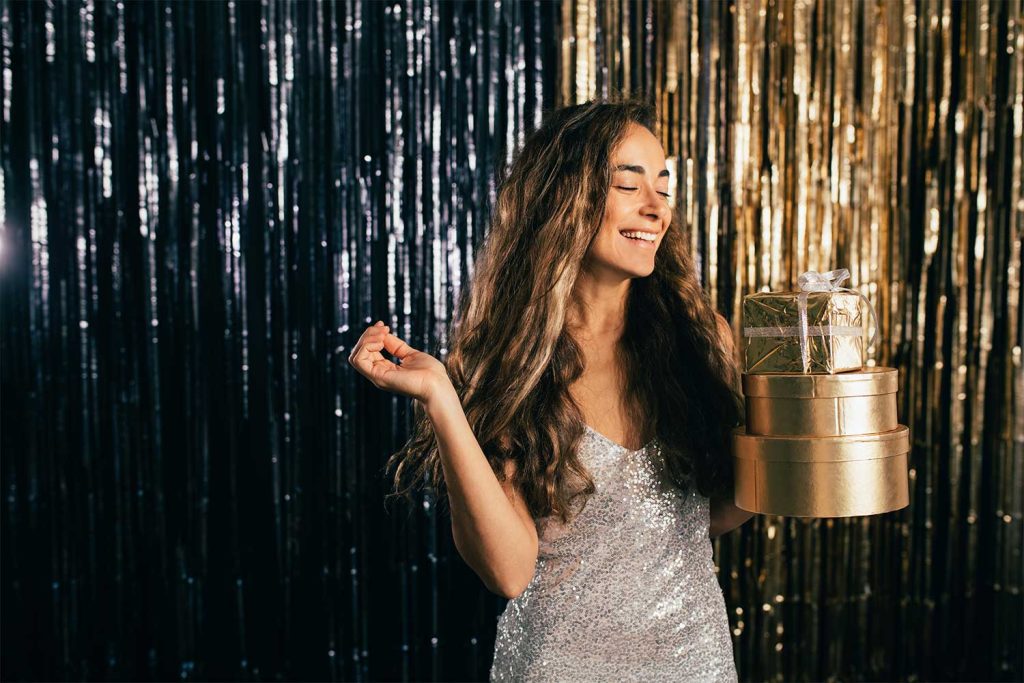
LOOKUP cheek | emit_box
[601,200,629,233]
[604,195,627,219]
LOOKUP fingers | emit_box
[348,321,389,367]
[381,330,413,359]
[364,322,390,351]
[349,320,414,369]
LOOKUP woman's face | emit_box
[586,123,673,278]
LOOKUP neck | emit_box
[567,268,631,340]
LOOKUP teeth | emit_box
[621,231,656,242]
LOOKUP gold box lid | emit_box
[741,366,898,398]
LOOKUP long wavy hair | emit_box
[384,96,743,525]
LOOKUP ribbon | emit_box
[797,269,878,372]
[743,268,879,373]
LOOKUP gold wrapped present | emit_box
[732,426,910,517]
[742,367,898,436]
[743,290,863,373]
[742,269,878,374]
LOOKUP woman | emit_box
[348,97,754,681]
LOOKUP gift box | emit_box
[742,367,898,436]
[731,426,910,517]
[732,269,906,517]
[742,290,864,374]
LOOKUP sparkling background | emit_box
[1,0,1020,681]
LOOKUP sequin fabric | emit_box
[489,425,737,682]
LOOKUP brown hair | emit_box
[384,96,742,524]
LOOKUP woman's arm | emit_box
[424,382,540,599]
[710,497,754,538]
[349,324,539,599]
[709,312,755,538]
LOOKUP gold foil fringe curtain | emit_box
[560,0,1022,679]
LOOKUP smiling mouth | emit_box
[619,230,658,248]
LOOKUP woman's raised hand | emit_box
[348,321,452,404]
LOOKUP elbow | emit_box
[709,498,755,539]
[718,512,755,538]
[708,524,727,540]
[451,523,539,600]
[453,540,537,599]
[491,550,539,599]
[494,573,532,600]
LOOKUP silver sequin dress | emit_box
[489,425,738,682]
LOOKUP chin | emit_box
[586,248,658,279]
[622,260,656,279]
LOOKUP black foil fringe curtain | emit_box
[1,1,1021,682]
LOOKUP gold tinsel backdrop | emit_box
[563,0,1023,680]
[1,0,1020,681]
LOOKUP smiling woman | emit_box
[350,96,748,682]
[585,123,675,272]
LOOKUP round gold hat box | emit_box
[732,426,910,517]
[742,367,899,436]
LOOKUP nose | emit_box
[640,185,671,226]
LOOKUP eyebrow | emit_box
[614,163,670,179]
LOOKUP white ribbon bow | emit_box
[795,268,879,372]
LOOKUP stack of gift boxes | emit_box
[732,270,910,517]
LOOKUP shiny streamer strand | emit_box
[560,0,1022,680]
[1,0,1021,681]
[1,0,555,680]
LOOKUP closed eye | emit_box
[616,186,671,199]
